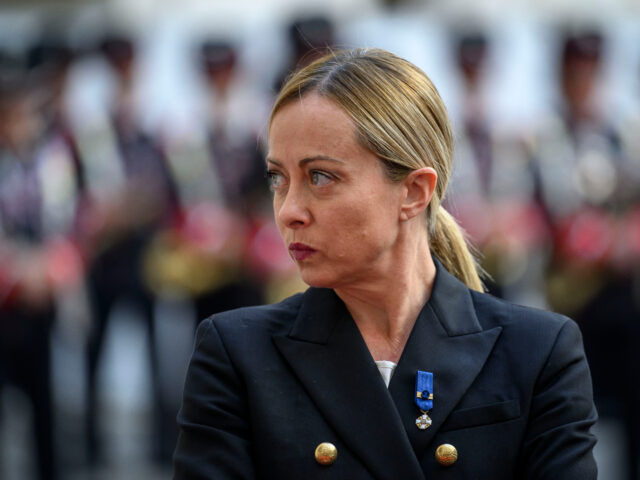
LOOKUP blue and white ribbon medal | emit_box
[415,370,434,430]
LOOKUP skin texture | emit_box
[267,93,438,361]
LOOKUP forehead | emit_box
[268,93,362,162]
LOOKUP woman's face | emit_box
[267,93,406,289]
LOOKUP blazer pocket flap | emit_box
[440,399,520,432]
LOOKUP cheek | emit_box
[273,197,286,229]
[327,204,396,259]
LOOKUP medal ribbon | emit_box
[415,370,433,412]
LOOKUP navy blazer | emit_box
[174,261,598,479]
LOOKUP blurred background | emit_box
[0,0,638,479]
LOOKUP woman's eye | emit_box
[310,171,332,187]
[266,171,285,190]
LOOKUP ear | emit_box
[399,167,438,221]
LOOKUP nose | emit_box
[276,185,311,229]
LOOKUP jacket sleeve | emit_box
[173,317,256,480]
[520,318,598,479]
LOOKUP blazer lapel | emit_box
[273,288,425,480]
[388,261,502,457]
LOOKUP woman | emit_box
[173,49,597,479]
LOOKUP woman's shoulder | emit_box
[469,289,579,342]
[468,291,589,390]
[200,290,306,337]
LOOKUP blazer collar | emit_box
[273,258,502,477]
[274,286,423,480]
[287,258,487,343]
[388,261,503,458]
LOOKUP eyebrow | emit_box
[266,155,345,167]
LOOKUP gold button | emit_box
[315,442,338,466]
[435,444,458,466]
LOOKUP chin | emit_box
[298,268,339,289]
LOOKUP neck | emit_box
[334,234,436,363]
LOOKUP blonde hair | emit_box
[270,48,484,291]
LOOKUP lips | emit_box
[289,242,317,261]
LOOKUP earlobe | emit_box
[400,167,438,221]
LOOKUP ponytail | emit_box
[429,206,484,292]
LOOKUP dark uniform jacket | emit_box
[174,260,598,479]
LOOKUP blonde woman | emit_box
[174,49,597,479]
